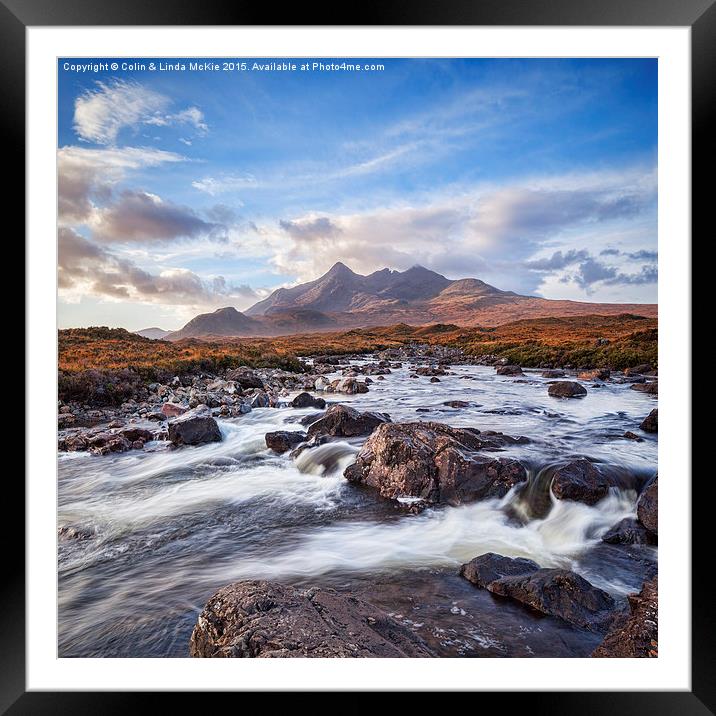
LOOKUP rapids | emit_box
[58,360,657,657]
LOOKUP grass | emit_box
[58,314,657,405]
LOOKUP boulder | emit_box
[630,382,658,395]
[624,364,653,377]
[487,569,616,632]
[328,377,369,394]
[443,400,469,408]
[623,431,644,441]
[548,381,587,398]
[291,392,326,409]
[415,366,446,377]
[592,577,658,657]
[551,459,614,505]
[250,391,271,408]
[226,369,265,390]
[86,432,131,456]
[314,376,331,391]
[577,368,610,381]
[637,474,658,538]
[168,406,222,447]
[602,518,652,545]
[541,369,566,378]
[640,409,658,433]
[460,553,539,588]
[344,422,528,506]
[189,580,432,658]
[161,402,187,418]
[265,431,306,454]
[496,365,523,376]
[307,404,391,439]
[119,427,155,443]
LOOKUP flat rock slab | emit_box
[344,422,527,506]
[189,580,433,658]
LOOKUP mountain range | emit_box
[154,262,657,340]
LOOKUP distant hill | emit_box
[135,327,171,340]
[165,262,657,339]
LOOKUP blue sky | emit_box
[57,58,657,330]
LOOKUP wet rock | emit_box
[460,553,539,589]
[496,365,523,376]
[592,576,658,657]
[314,376,331,391]
[602,518,652,545]
[624,364,654,377]
[250,391,271,408]
[265,431,306,454]
[119,427,155,443]
[189,580,433,658]
[86,432,131,456]
[289,434,331,459]
[443,400,469,408]
[146,411,166,421]
[630,381,658,395]
[623,431,644,442]
[161,402,187,418]
[541,369,566,378]
[640,409,658,433]
[57,413,76,428]
[637,474,657,538]
[291,392,326,409]
[548,381,587,398]
[551,459,615,505]
[168,406,222,447]
[344,422,528,506]
[307,404,391,439]
[577,368,610,381]
[328,377,369,394]
[415,366,446,377]
[58,525,94,541]
[430,376,441,383]
[487,569,616,632]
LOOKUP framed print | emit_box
[8,0,708,710]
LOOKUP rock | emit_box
[86,432,131,456]
[624,364,653,376]
[602,518,652,545]
[189,580,432,658]
[630,382,658,395]
[551,459,615,505]
[548,381,587,398]
[290,435,331,459]
[577,368,610,381]
[314,376,331,391]
[58,525,94,541]
[460,553,539,588]
[430,376,441,383]
[623,431,644,441]
[541,369,566,378]
[496,365,523,376]
[487,569,616,632]
[250,391,271,408]
[57,413,76,428]
[443,400,469,408]
[344,422,528,506]
[226,369,264,390]
[265,431,306,454]
[146,411,166,421]
[592,577,658,657]
[168,406,222,447]
[637,474,657,538]
[640,409,658,433]
[328,377,369,394]
[161,402,187,418]
[415,366,446,376]
[307,404,391,439]
[119,427,154,443]
[291,392,326,409]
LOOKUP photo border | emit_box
[8,0,707,710]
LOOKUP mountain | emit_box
[135,327,171,340]
[164,307,265,341]
[166,262,657,340]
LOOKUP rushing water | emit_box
[58,361,657,657]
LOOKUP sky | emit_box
[57,58,658,331]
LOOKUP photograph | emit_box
[56,57,659,659]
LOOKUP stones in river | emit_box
[265,430,306,454]
[460,553,616,632]
[225,368,264,390]
[592,576,658,657]
[307,403,391,439]
[167,406,222,446]
[541,369,566,378]
[496,365,523,376]
[443,400,469,408]
[577,368,610,381]
[602,517,652,545]
[344,421,528,506]
[548,381,587,398]
[189,580,433,658]
[640,408,658,433]
[291,392,326,409]
[637,473,658,539]
[550,459,615,505]
[161,402,187,418]
[630,381,658,395]
[624,431,644,441]
[328,377,369,394]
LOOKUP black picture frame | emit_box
[7,0,706,711]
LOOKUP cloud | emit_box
[73,79,208,145]
[191,173,258,196]
[58,145,185,224]
[58,227,258,307]
[279,216,342,241]
[562,257,658,293]
[90,190,216,244]
[524,249,589,271]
